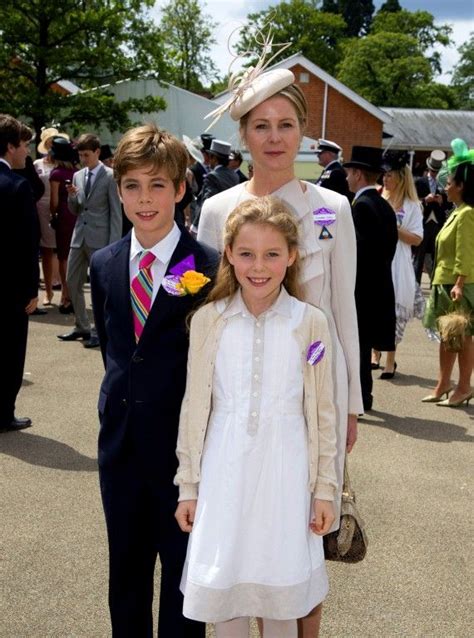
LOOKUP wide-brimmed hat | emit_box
[38,127,69,154]
[343,146,384,172]
[50,137,77,163]
[426,149,446,172]
[315,139,342,155]
[209,139,231,158]
[381,150,410,172]
[182,135,204,163]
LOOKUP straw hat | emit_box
[38,127,69,154]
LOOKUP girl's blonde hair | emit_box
[207,196,302,303]
[383,165,420,211]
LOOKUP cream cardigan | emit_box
[174,296,338,503]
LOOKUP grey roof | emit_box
[381,108,474,151]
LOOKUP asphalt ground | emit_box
[1,280,472,637]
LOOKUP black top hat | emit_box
[381,150,410,172]
[50,137,77,163]
[100,144,113,161]
[200,133,214,151]
[343,146,384,172]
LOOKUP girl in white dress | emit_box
[373,152,424,378]
[175,197,338,637]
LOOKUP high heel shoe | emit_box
[380,361,397,380]
[421,388,453,403]
[436,392,473,407]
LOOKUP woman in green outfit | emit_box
[423,139,474,407]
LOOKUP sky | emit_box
[153,0,474,84]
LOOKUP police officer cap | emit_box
[316,139,342,154]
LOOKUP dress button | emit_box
[253,392,258,397]
[255,356,260,362]
[251,411,257,417]
[256,322,261,328]
[256,338,261,344]
[254,374,259,380]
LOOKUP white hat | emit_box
[315,139,342,154]
[182,135,204,163]
[209,139,232,157]
[38,127,69,154]
[229,68,295,121]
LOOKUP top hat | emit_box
[315,139,342,155]
[50,137,76,163]
[182,135,204,164]
[99,144,113,162]
[38,127,69,154]
[228,69,295,121]
[209,139,231,158]
[229,149,243,162]
[381,150,410,172]
[200,133,214,151]
[426,149,446,172]
[343,146,384,172]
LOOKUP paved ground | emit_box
[1,282,472,637]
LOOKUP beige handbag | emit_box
[323,459,368,563]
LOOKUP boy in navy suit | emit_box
[90,124,218,637]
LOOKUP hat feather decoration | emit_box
[204,26,292,131]
[447,138,474,173]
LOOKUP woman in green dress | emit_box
[423,139,474,407]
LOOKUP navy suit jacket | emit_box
[90,228,219,476]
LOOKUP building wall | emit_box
[290,63,383,160]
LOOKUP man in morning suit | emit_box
[90,124,218,636]
[58,133,122,348]
[315,138,353,201]
[0,114,39,432]
[344,146,398,412]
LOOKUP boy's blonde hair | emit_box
[383,165,420,211]
[114,124,187,191]
[207,196,302,303]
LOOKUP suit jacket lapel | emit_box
[87,164,105,199]
[110,235,136,347]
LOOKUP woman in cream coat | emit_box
[197,67,362,636]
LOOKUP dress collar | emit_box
[221,286,292,320]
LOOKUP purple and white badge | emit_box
[162,274,185,296]
[307,340,325,366]
[313,207,336,227]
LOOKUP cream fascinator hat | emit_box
[182,135,204,163]
[38,127,69,154]
[205,30,294,129]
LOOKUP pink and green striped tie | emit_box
[131,251,156,342]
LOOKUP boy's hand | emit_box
[175,500,197,533]
[310,499,335,535]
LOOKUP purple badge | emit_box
[307,341,325,365]
[170,254,195,277]
[162,274,185,296]
[313,207,336,227]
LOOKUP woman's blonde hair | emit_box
[207,196,302,304]
[383,165,420,211]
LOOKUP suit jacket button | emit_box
[121,398,128,406]
[132,355,143,363]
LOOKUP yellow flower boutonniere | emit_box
[162,255,211,297]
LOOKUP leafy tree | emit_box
[0,0,167,145]
[236,0,346,76]
[379,0,402,12]
[370,9,452,74]
[321,0,374,37]
[160,0,218,92]
[451,34,474,109]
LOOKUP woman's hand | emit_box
[310,499,335,535]
[451,284,464,302]
[175,500,197,533]
[346,414,358,453]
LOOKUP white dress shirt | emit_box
[129,223,181,303]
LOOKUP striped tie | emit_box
[131,251,156,342]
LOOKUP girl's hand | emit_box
[175,500,197,533]
[310,499,335,535]
[451,284,463,302]
[346,414,358,453]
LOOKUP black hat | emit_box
[381,150,410,172]
[100,144,113,161]
[200,133,214,151]
[50,137,77,163]
[343,146,384,172]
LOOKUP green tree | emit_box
[0,0,167,145]
[321,0,374,37]
[236,0,346,76]
[379,0,401,12]
[160,0,218,92]
[371,9,452,73]
[451,34,474,109]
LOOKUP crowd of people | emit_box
[1,58,472,638]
